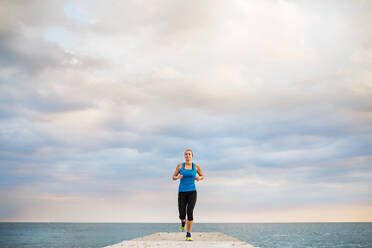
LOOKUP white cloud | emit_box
[0,0,371,222]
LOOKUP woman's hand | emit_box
[172,164,183,181]
[195,176,200,181]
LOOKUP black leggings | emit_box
[178,190,197,221]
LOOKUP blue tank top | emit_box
[178,162,197,192]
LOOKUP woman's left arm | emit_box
[195,164,204,181]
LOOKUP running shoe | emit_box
[179,224,186,232]
[186,237,193,241]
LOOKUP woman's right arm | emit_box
[172,163,183,180]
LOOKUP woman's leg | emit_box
[178,192,187,223]
[186,191,197,233]
[187,220,193,233]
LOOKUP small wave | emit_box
[272,234,289,237]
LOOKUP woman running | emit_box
[172,149,204,241]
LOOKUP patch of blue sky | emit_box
[43,26,74,48]
[63,1,93,24]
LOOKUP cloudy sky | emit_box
[0,0,371,223]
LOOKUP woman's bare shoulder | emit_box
[195,163,201,169]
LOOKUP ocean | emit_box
[0,223,371,248]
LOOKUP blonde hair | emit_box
[184,149,194,157]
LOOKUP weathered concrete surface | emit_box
[132,232,241,241]
[103,232,257,248]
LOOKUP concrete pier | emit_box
[103,232,257,248]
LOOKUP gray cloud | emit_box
[0,0,371,221]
